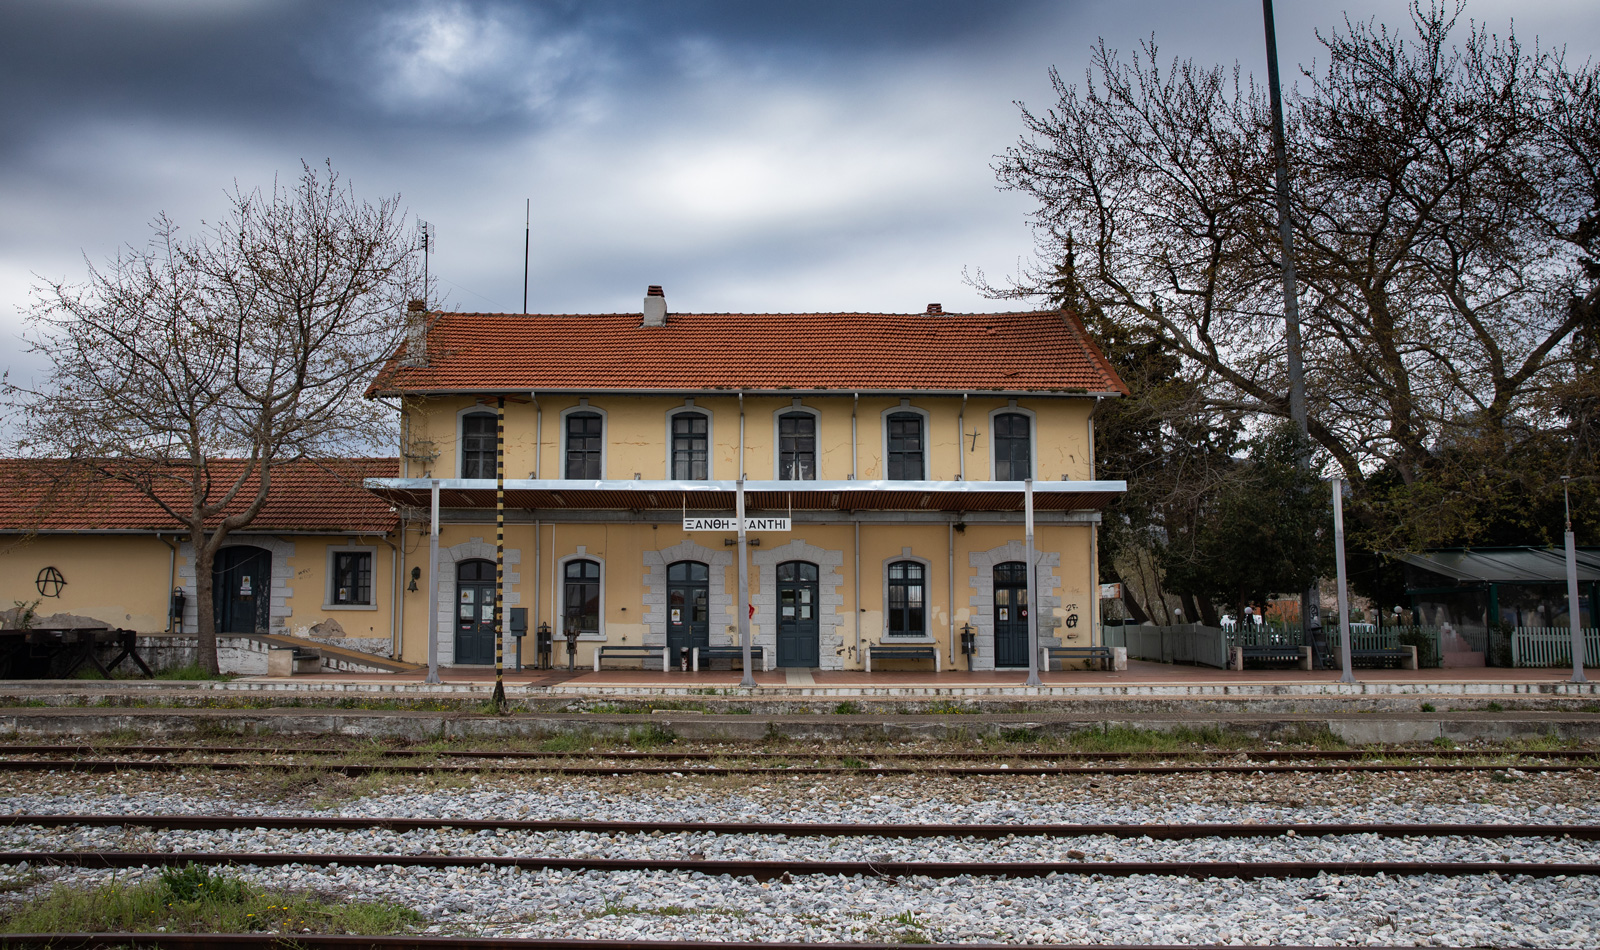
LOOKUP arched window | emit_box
[565,412,603,479]
[562,558,601,637]
[461,411,496,479]
[993,412,1032,480]
[886,412,924,480]
[886,559,926,637]
[777,411,816,480]
[671,411,710,480]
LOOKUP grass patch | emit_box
[1485,701,1505,712]
[1062,724,1247,754]
[924,700,980,715]
[0,867,422,935]
[626,723,677,750]
[154,662,235,681]
[994,727,1041,745]
[833,701,862,715]
[537,731,593,753]
[1420,703,1436,712]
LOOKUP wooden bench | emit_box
[1230,644,1312,671]
[1350,646,1418,670]
[691,645,771,672]
[865,643,940,672]
[593,644,670,671]
[1041,645,1116,671]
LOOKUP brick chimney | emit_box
[926,303,943,314]
[642,285,667,327]
[401,299,430,367]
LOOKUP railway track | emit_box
[2,849,1591,879]
[4,744,1596,762]
[0,756,1590,776]
[6,813,1598,840]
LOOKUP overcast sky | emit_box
[3,0,1596,388]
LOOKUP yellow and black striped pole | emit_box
[492,396,507,709]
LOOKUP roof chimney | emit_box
[926,303,943,314]
[401,299,430,367]
[642,285,667,327]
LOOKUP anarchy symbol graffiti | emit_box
[36,566,66,598]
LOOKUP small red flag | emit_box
[748,603,756,619]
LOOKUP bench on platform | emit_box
[1230,644,1312,671]
[1350,646,1418,670]
[865,643,940,672]
[691,645,771,672]
[1040,645,1119,671]
[594,644,670,671]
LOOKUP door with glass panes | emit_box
[666,561,710,655]
[993,561,1030,667]
[455,559,497,665]
[776,560,820,667]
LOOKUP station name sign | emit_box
[683,516,791,532]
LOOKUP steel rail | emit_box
[0,758,1592,776]
[0,936,1416,950]
[5,813,1598,840]
[2,850,1593,879]
[1,744,1593,762]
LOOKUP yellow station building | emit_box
[366,289,1128,672]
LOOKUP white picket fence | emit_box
[1512,627,1600,668]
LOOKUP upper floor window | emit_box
[993,412,1032,480]
[671,411,710,480]
[886,412,924,480]
[562,559,601,636]
[461,411,496,479]
[565,411,603,479]
[777,412,816,480]
[886,560,926,637]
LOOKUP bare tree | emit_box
[6,162,418,672]
[980,3,1600,513]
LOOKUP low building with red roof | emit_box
[0,458,403,654]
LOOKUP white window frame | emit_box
[559,400,608,480]
[879,400,930,481]
[455,404,499,479]
[988,403,1037,481]
[772,399,821,481]
[324,544,379,611]
[555,552,607,641]
[665,400,715,480]
[881,552,935,641]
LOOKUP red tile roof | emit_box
[0,458,400,534]
[370,310,1128,396]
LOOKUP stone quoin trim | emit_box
[967,540,1062,671]
[753,538,847,669]
[642,540,734,648]
[432,538,521,666]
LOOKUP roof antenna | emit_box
[522,198,530,314]
[419,220,434,308]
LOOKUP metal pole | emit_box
[1332,477,1355,684]
[492,397,506,708]
[1262,0,1323,669]
[1025,477,1041,687]
[1565,477,1588,684]
[737,477,755,687]
[426,480,441,684]
[522,199,530,314]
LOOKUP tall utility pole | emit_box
[1564,477,1589,684]
[522,199,530,314]
[1262,0,1325,667]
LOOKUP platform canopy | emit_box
[364,478,1126,513]
[1393,547,1600,585]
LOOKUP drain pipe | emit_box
[853,520,861,664]
[531,391,542,479]
[948,521,956,664]
[532,520,541,667]
[850,393,858,480]
[381,532,401,657]
[737,392,745,479]
[159,534,179,633]
[958,393,967,481]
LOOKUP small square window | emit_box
[331,551,373,606]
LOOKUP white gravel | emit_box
[2,767,1597,945]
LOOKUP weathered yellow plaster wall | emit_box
[403,394,1098,484]
[0,535,175,631]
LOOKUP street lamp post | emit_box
[1564,477,1588,684]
